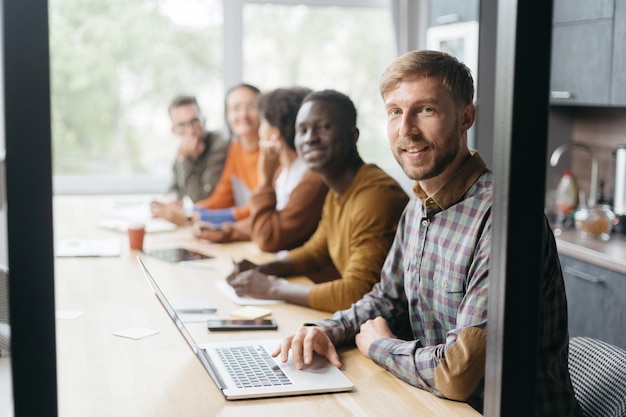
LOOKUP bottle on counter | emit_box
[555,169,579,230]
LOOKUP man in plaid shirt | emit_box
[272,50,582,415]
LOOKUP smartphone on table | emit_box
[206,318,278,331]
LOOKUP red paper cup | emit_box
[128,222,146,251]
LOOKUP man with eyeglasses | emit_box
[151,95,229,221]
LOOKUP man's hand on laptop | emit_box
[272,326,343,370]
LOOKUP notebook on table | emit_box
[137,257,354,400]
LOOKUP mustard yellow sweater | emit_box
[287,164,409,312]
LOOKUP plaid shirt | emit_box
[319,153,582,416]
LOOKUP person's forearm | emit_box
[258,259,296,277]
[269,279,311,307]
[194,207,236,224]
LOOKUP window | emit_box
[49,0,224,194]
[50,0,397,194]
[241,1,397,169]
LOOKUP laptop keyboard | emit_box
[216,345,293,388]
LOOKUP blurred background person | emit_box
[192,83,262,224]
[194,86,329,253]
[150,95,228,217]
[154,83,261,225]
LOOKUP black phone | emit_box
[206,318,278,331]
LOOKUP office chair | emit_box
[568,336,626,417]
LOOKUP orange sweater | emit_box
[194,140,259,221]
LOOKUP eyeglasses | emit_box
[172,116,204,133]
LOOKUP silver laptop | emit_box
[137,257,354,400]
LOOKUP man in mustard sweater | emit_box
[228,89,409,312]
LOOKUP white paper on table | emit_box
[98,202,177,233]
[97,217,177,234]
[113,327,158,340]
[56,238,122,257]
[215,280,285,306]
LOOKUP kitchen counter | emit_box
[555,229,626,275]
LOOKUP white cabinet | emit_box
[428,0,479,26]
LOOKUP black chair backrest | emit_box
[568,336,626,417]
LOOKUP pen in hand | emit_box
[227,257,257,284]
[227,256,239,284]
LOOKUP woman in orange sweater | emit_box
[192,83,261,224]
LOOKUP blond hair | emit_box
[379,50,474,105]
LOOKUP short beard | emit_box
[395,118,460,181]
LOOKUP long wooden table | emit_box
[52,195,481,417]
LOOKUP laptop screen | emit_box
[137,256,199,354]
